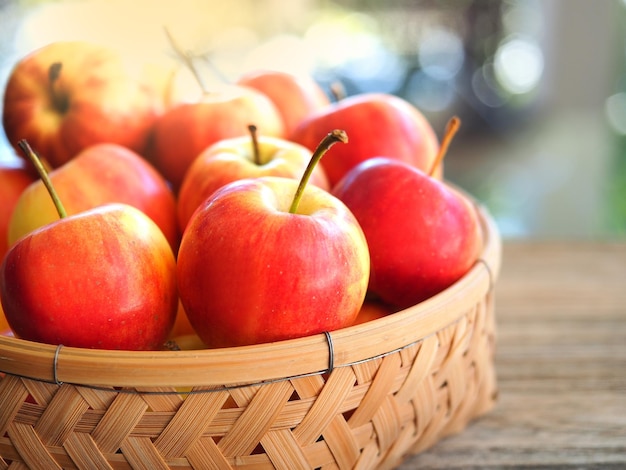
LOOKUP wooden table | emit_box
[399,241,626,469]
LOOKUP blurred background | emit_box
[1,0,625,240]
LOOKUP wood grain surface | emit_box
[399,241,626,469]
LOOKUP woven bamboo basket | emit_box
[0,200,501,470]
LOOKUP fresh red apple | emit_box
[8,143,179,251]
[146,84,285,192]
[0,142,178,350]
[236,70,330,136]
[177,130,370,348]
[332,153,481,310]
[290,92,440,187]
[0,158,35,260]
[1,203,178,350]
[177,125,329,231]
[2,41,160,168]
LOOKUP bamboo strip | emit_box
[153,390,229,458]
[261,428,311,470]
[91,393,148,454]
[119,436,170,470]
[63,432,114,470]
[8,422,62,470]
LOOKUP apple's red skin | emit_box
[332,158,482,310]
[0,204,178,350]
[176,135,329,232]
[290,93,440,187]
[236,70,330,136]
[2,41,159,168]
[8,143,179,252]
[147,85,285,192]
[0,160,35,261]
[177,176,370,348]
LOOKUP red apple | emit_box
[290,92,440,187]
[8,143,179,251]
[0,158,35,260]
[146,84,285,192]
[177,130,370,348]
[1,202,178,350]
[332,155,482,310]
[2,41,160,168]
[0,141,178,350]
[177,126,329,232]
[236,70,330,136]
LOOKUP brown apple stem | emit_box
[289,129,348,214]
[17,140,67,219]
[163,26,208,94]
[429,116,461,177]
[248,124,261,165]
[48,62,68,113]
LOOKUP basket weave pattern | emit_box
[0,204,500,469]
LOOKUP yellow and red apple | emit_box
[1,203,178,350]
[2,41,160,168]
[146,84,286,192]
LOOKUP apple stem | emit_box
[48,62,68,113]
[288,129,348,214]
[17,140,67,219]
[248,124,261,165]
[199,55,230,84]
[164,26,208,94]
[428,116,461,177]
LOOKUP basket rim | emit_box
[0,201,501,389]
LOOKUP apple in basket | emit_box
[236,69,331,136]
[332,118,482,310]
[2,41,159,169]
[177,125,329,231]
[146,83,286,192]
[177,130,370,348]
[6,143,179,252]
[0,141,178,350]
[289,92,440,187]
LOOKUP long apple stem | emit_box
[248,124,261,165]
[48,62,68,113]
[163,26,208,94]
[17,140,67,219]
[199,55,230,84]
[429,116,461,177]
[289,129,348,214]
